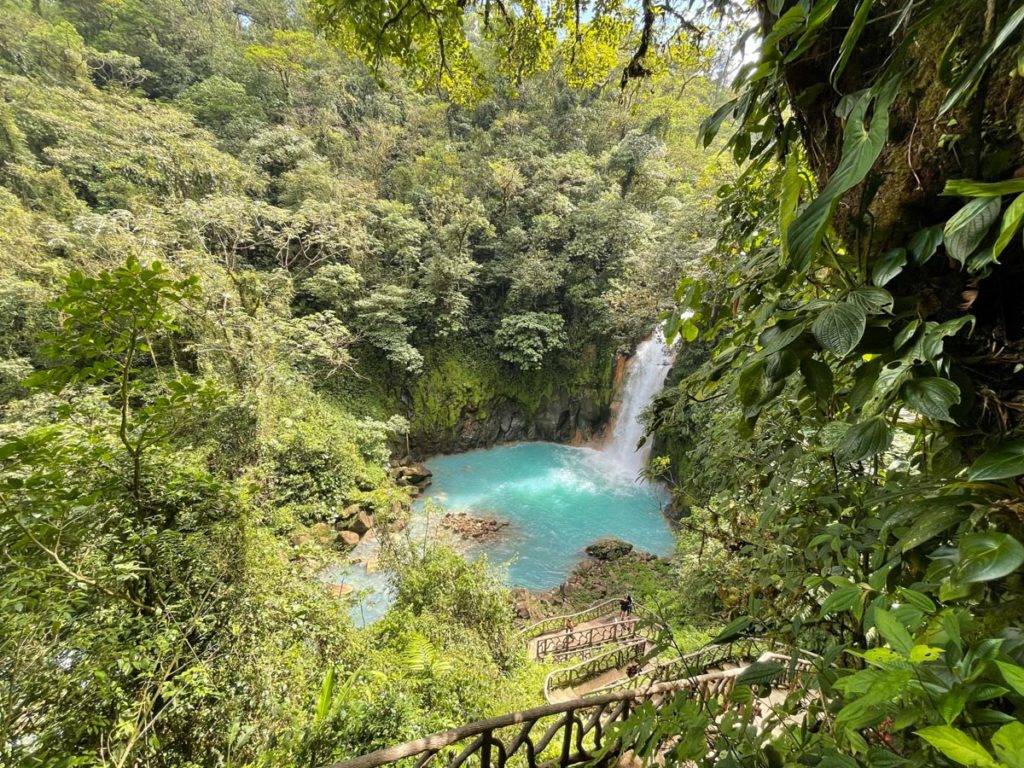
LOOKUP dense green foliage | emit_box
[311,0,1024,765]
[0,0,726,765]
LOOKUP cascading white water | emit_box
[599,327,677,478]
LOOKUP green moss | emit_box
[406,339,616,440]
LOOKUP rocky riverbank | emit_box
[440,512,510,542]
[512,538,671,621]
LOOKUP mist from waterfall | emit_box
[599,327,677,478]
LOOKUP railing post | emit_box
[560,713,573,768]
[480,730,492,768]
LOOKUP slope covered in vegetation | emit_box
[0,0,727,765]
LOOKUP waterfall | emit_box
[599,327,677,478]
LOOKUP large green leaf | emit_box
[710,616,751,644]
[846,286,893,313]
[830,0,874,85]
[872,248,906,286]
[800,356,834,402]
[786,79,899,271]
[901,377,960,422]
[992,721,1024,768]
[698,97,739,148]
[812,302,867,357]
[735,660,785,686]
[778,151,803,264]
[968,439,1024,481]
[917,725,996,767]
[836,417,892,463]
[939,4,1024,114]
[956,533,1024,583]
[943,178,1024,197]
[995,661,1024,697]
[993,193,1024,258]
[873,608,913,656]
[909,224,944,265]
[944,197,1002,264]
[819,583,860,617]
[897,504,968,553]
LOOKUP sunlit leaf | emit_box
[992,721,1024,768]
[995,661,1024,697]
[917,725,996,767]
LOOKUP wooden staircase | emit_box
[322,600,821,768]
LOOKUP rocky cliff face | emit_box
[399,343,623,457]
[407,383,611,456]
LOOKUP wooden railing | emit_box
[543,639,649,701]
[587,639,764,697]
[323,651,816,768]
[533,619,637,660]
[518,599,622,640]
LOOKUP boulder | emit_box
[325,583,353,598]
[348,510,374,536]
[338,530,361,548]
[394,463,432,486]
[585,537,634,561]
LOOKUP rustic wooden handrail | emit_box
[533,618,637,659]
[518,598,622,640]
[322,650,816,768]
[543,638,650,701]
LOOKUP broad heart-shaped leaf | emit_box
[835,417,892,464]
[944,197,1002,264]
[812,302,867,357]
[872,248,906,286]
[968,439,1024,481]
[992,721,1024,768]
[956,533,1024,583]
[902,377,961,422]
[917,725,996,767]
[787,78,899,271]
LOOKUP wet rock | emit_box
[325,583,353,598]
[395,463,432,486]
[585,538,634,561]
[441,512,509,541]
